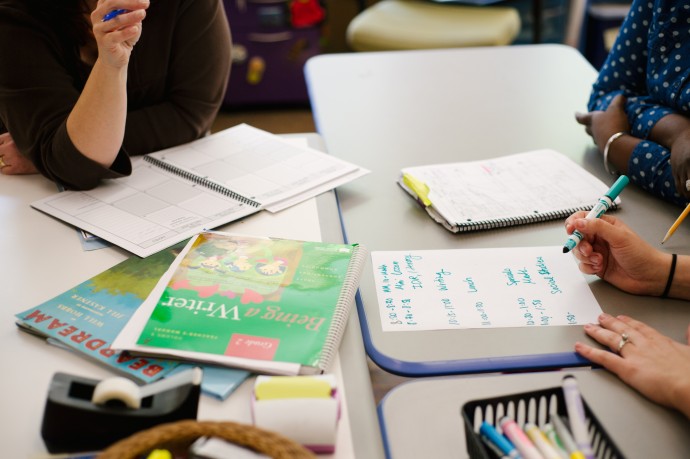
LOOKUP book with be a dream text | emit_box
[14,241,250,400]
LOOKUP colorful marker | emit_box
[562,175,629,253]
[525,423,563,459]
[551,414,586,459]
[479,421,522,459]
[562,377,595,459]
[481,434,511,459]
[499,417,544,459]
[540,423,570,459]
[102,8,129,22]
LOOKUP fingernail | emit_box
[599,313,611,320]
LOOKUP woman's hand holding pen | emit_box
[564,212,670,296]
[91,0,149,69]
[65,0,150,169]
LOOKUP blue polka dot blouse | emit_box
[588,0,690,207]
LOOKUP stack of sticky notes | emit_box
[252,375,340,454]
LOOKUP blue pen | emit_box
[479,421,523,459]
[102,8,129,22]
[562,174,629,253]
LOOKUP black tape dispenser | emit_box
[41,367,202,453]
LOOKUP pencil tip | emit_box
[562,247,569,253]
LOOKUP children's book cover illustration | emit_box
[121,232,365,374]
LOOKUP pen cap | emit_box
[605,175,629,201]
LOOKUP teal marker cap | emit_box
[605,175,629,201]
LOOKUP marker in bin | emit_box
[479,421,522,459]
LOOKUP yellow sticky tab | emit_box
[255,376,332,400]
[402,173,431,207]
[146,450,172,459]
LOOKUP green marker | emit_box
[563,175,629,253]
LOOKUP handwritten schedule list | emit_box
[371,246,602,332]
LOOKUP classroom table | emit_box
[304,44,690,376]
[0,134,385,458]
[378,369,690,458]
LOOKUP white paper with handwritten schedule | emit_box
[372,246,602,331]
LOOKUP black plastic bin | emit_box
[461,378,625,459]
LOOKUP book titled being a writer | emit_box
[14,242,250,399]
[113,231,367,375]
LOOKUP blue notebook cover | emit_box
[15,242,250,398]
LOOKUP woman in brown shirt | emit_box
[0,0,231,189]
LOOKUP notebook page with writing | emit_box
[400,149,619,232]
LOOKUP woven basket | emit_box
[96,420,316,459]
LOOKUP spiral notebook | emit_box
[112,231,367,375]
[399,149,621,233]
[31,124,368,257]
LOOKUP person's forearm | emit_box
[671,373,690,420]
[66,59,128,168]
[600,133,640,175]
[649,114,690,149]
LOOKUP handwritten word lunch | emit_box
[371,246,602,332]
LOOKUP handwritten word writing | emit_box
[434,269,451,291]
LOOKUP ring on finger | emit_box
[616,332,630,354]
[0,155,6,168]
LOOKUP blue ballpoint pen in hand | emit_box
[102,8,129,22]
[562,175,629,253]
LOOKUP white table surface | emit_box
[305,44,690,375]
[1,134,384,458]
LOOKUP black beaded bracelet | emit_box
[661,253,678,299]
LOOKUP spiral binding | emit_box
[448,203,618,233]
[144,155,260,207]
[316,244,368,373]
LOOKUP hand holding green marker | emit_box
[563,175,629,253]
